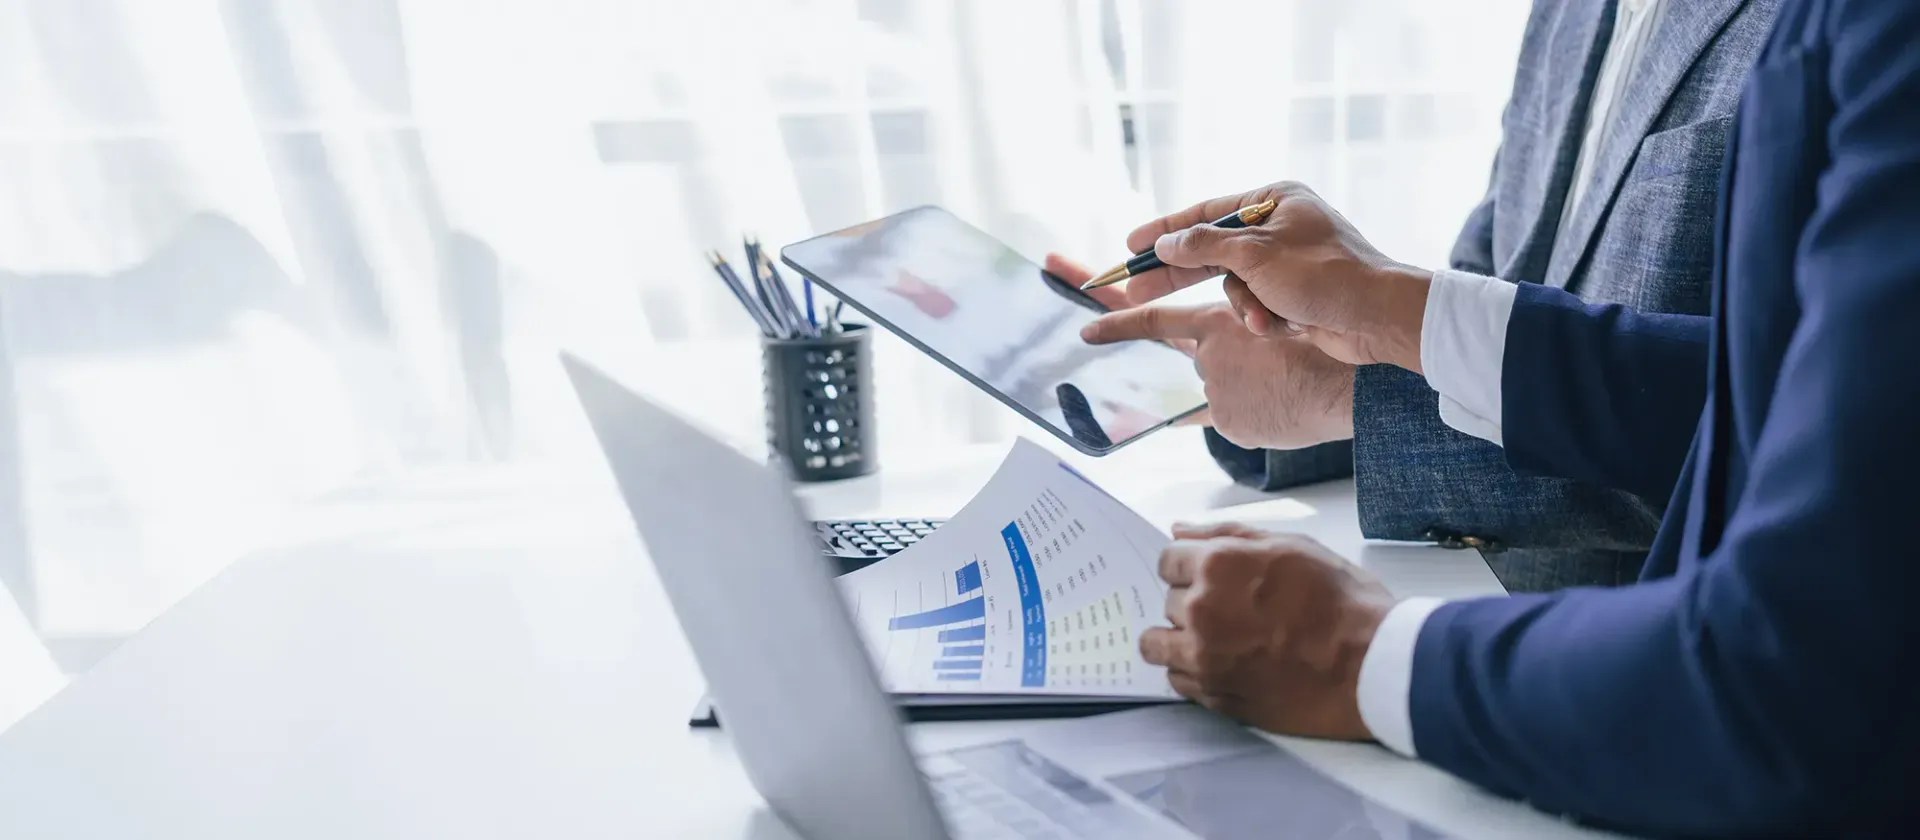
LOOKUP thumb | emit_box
[1154,224,1245,270]
[1169,521,1271,541]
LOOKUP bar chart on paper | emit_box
[885,560,989,682]
[839,439,1178,698]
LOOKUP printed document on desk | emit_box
[837,439,1178,698]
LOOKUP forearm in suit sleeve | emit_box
[1408,6,1920,833]
[1499,283,1709,499]
[1203,430,1352,492]
[1352,364,1661,554]
[1349,141,1664,556]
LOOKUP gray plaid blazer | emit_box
[1210,0,1781,591]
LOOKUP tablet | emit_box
[781,206,1207,456]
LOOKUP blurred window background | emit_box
[0,0,1527,727]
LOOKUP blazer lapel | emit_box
[1544,0,1750,290]
[1501,0,1618,284]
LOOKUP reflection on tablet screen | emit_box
[782,207,1207,451]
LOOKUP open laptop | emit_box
[561,354,1199,840]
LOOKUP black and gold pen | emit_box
[1079,198,1280,291]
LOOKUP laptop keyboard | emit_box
[919,741,1167,840]
[814,518,945,572]
[925,764,1071,840]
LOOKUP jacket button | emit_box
[1458,534,1497,551]
[1423,527,1498,552]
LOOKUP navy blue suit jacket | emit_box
[1409,1,1920,835]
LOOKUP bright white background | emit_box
[0,0,1527,731]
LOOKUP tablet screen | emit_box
[781,207,1207,454]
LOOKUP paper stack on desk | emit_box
[836,439,1180,700]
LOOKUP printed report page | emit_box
[836,439,1178,698]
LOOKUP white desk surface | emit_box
[0,429,1622,839]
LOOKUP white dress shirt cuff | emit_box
[1419,270,1519,446]
[1356,596,1447,758]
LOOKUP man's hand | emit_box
[1122,182,1435,373]
[1045,253,1212,427]
[1140,522,1396,741]
[1079,303,1354,450]
[1044,252,1190,311]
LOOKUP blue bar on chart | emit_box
[937,673,983,681]
[942,645,985,658]
[934,659,984,671]
[954,561,983,595]
[888,596,986,631]
[1002,522,1047,687]
[937,625,986,643]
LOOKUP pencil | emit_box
[742,238,790,334]
[708,251,782,338]
[1081,198,1279,291]
[803,277,818,333]
[757,248,814,338]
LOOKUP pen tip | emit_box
[1080,265,1130,290]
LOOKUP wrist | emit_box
[1334,593,1392,741]
[1325,363,1356,441]
[1370,265,1431,374]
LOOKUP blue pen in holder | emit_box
[762,324,876,482]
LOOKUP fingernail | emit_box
[1154,231,1180,259]
[1283,321,1305,335]
[1079,323,1099,341]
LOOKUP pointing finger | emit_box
[1080,305,1212,345]
[1119,264,1232,305]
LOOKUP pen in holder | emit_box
[762,324,876,482]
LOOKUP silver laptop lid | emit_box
[561,354,949,840]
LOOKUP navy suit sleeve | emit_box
[1408,4,1920,835]
[1202,431,1352,492]
[1500,282,1710,499]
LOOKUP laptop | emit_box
[561,354,1197,840]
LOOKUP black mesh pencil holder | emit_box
[762,324,876,482]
